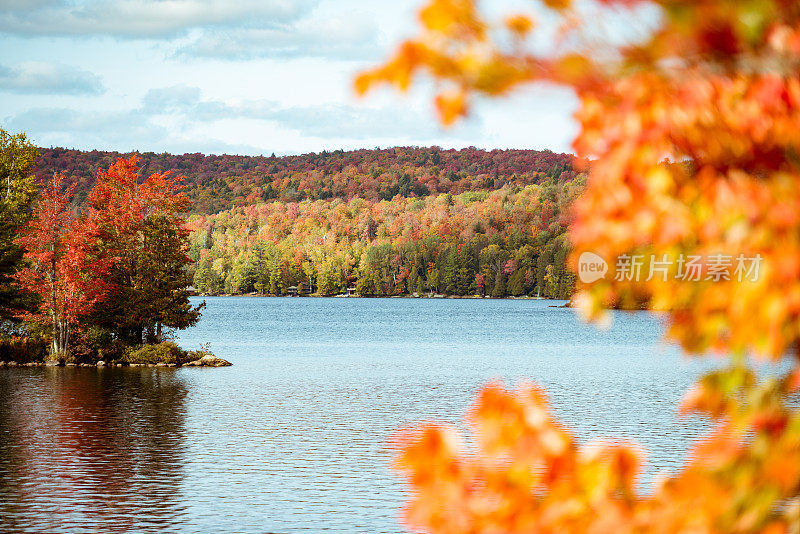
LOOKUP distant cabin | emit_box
[347,285,358,297]
[287,286,299,297]
[186,286,198,296]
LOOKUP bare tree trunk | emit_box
[51,312,59,356]
[51,314,69,357]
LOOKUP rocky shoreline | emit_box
[0,354,232,368]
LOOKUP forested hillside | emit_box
[188,177,582,299]
[33,146,583,299]
[34,146,578,214]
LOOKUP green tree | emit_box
[317,259,342,296]
[360,245,394,295]
[442,247,458,294]
[267,255,284,295]
[491,271,506,298]
[479,244,508,293]
[536,244,554,296]
[408,266,420,294]
[252,241,271,294]
[232,253,258,294]
[427,266,440,294]
[508,269,526,296]
[194,256,221,294]
[136,215,204,343]
[542,264,559,299]
[416,276,425,295]
[0,128,38,321]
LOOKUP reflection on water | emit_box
[0,368,188,533]
[0,298,747,533]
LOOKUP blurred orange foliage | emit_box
[358,0,800,531]
[396,377,800,533]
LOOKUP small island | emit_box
[1,135,221,367]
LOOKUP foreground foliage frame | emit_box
[359,0,800,531]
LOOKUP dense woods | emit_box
[188,179,581,299]
[34,146,578,213]
[34,146,583,300]
[0,129,38,325]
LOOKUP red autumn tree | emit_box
[14,173,111,357]
[85,156,201,344]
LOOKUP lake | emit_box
[0,297,721,533]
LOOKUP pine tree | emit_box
[491,271,506,297]
[508,269,526,296]
[194,256,214,294]
[443,248,458,294]
[136,214,204,343]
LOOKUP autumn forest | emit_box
[34,146,583,300]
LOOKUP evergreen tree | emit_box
[491,271,506,297]
[317,260,341,296]
[443,248,458,294]
[252,242,270,293]
[408,266,420,294]
[137,214,204,343]
[508,270,526,296]
[536,245,555,296]
[193,256,213,293]
[268,256,284,295]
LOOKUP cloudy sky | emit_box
[0,0,579,156]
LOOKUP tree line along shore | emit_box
[186,182,580,300]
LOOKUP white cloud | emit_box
[7,85,482,154]
[0,0,317,38]
[0,0,384,62]
[9,107,166,146]
[0,0,60,9]
[142,84,202,111]
[177,14,381,61]
[0,62,103,95]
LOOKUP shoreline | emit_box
[192,293,568,301]
[0,356,232,369]
[0,361,178,368]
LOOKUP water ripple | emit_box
[1,298,783,533]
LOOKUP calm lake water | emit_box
[0,297,723,533]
